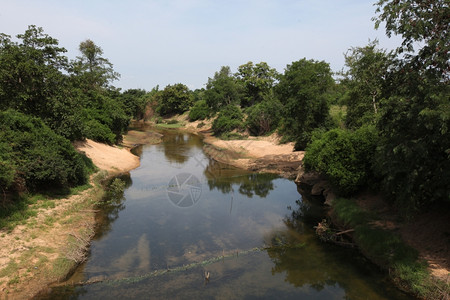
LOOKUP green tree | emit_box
[120,89,149,120]
[71,39,120,90]
[374,80,450,215]
[0,26,68,116]
[204,66,241,112]
[342,41,394,128]
[374,0,449,81]
[156,83,192,116]
[212,105,244,136]
[245,93,283,136]
[189,100,210,121]
[236,61,278,107]
[372,0,450,215]
[304,125,379,195]
[276,58,334,150]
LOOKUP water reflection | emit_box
[264,199,410,300]
[207,173,276,198]
[37,129,410,300]
[156,131,203,164]
[94,174,132,240]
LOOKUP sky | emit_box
[0,0,403,91]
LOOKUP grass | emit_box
[333,197,375,227]
[332,197,448,299]
[70,183,92,195]
[51,257,74,280]
[0,168,113,296]
[155,122,184,129]
[0,260,18,278]
[0,195,39,231]
[0,180,95,231]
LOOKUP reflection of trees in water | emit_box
[264,198,403,300]
[157,131,203,164]
[204,161,277,198]
[264,197,338,290]
[93,174,132,240]
[265,218,338,291]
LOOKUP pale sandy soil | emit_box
[171,115,304,177]
[0,139,140,299]
[74,139,140,175]
[202,134,304,178]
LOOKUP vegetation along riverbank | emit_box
[0,1,448,298]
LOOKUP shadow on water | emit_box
[35,128,411,300]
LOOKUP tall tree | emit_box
[156,83,192,116]
[373,0,450,214]
[204,66,240,112]
[71,39,119,90]
[374,0,449,81]
[236,61,278,107]
[276,58,334,150]
[0,25,68,116]
[342,41,394,128]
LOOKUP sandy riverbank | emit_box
[0,139,141,299]
[202,134,304,178]
[180,117,304,178]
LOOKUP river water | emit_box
[38,129,409,299]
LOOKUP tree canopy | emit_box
[276,58,334,149]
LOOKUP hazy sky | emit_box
[0,0,402,91]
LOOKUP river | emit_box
[37,129,409,299]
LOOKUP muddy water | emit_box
[38,130,409,299]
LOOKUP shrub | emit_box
[212,105,244,136]
[303,125,379,195]
[82,119,116,144]
[245,97,283,135]
[0,110,91,192]
[189,100,210,121]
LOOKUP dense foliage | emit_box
[188,99,210,121]
[304,126,379,195]
[0,110,92,192]
[302,0,450,215]
[341,41,393,128]
[235,62,278,107]
[2,0,448,219]
[0,26,151,197]
[212,105,244,136]
[276,59,334,149]
[245,95,283,136]
[155,83,192,116]
[204,66,241,112]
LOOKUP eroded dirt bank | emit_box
[201,134,304,179]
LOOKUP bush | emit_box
[212,105,244,136]
[245,97,283,135]
[0,142,15,190]
[303,125,379,195]
[0,110,91,192]
[82,119,116,144]
[189,100,210,121]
